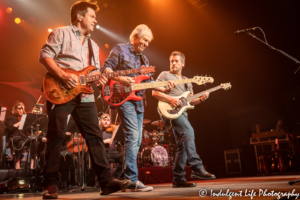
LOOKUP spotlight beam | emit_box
[96,26,127,43]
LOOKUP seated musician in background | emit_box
[152,51,216,188]
[99,113,124,179]
[5,101,36,169]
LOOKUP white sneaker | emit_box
[123,181,153,192]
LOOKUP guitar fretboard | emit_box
[132,79,193,90]
[187,85,222,102]
[84,68,141,83]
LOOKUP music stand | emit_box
[19,113,48,190]
[66,115,86,191]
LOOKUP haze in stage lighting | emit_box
[15,18,21,24]
[6,7,12,14]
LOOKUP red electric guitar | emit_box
[102,75,214,106]
[43,65,155,104]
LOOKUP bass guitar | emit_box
[158,83,231,119]
[43,65,155,104]
[102,75,214,106]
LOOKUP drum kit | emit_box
[138,119,175,168]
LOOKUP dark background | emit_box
[0,0,299,176]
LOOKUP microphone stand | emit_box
[246,32,300,184]
[245,32,300,74]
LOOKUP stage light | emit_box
[48,29,53,33]
[104,44,109,49]
[6,7,12,14]
[19,180,25,185]
[15,18,21,24]
[96,25,100,29]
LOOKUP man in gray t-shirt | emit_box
[153,51,216,188]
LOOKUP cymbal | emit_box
[35,103,45,107]
[151,120,164,127]
[143,119,151,124]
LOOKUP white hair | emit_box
[129,24,153,43]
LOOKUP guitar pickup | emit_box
[103,85,111,96]
[113,84,121,94]
[79,75,86,85]
[124,86,131,93]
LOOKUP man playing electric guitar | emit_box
[152,51,216,188]
[101,24,175,192]
[39,1,131,198]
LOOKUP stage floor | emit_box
[0,175,300,200]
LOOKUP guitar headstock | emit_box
[220,83,232,90]
[192,76,214,85]
[140,66,156,75]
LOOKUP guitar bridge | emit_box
[167,106,181,114]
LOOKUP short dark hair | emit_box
[170,51,186,63]
[70,1,99,24]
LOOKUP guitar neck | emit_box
[187,85,222,102]
[132,78,193,91]
[85,68,141,83]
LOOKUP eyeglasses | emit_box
[17,107,23,110]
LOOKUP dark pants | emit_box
[106,150,124,178]
[42,97,111,187]
[162,114,204,182]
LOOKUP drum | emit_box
[141,129,151,147]
[141,145,169,167]
[149,130,161,144]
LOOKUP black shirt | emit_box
[101,129,116,151]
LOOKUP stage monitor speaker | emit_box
[224,149,242,174]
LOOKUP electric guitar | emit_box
[158,83,232,119]
[43,65,155,104]
[102,75,214,106]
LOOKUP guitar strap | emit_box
[88,38,96,66]
[183,76,190,92]
[140,54,146,66]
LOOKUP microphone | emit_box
[234,27,257,35]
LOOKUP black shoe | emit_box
[43,185,58,199]
[172,180,197,188]
[191,168,216,180]
[100,179,132,195]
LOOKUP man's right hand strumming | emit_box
[171,98,183,107]
[61,73,78,89]
[118,76,135,87]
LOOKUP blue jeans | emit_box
[117,101,143,184]
[163,114,204,181]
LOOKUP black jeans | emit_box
[42,96,111,187]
